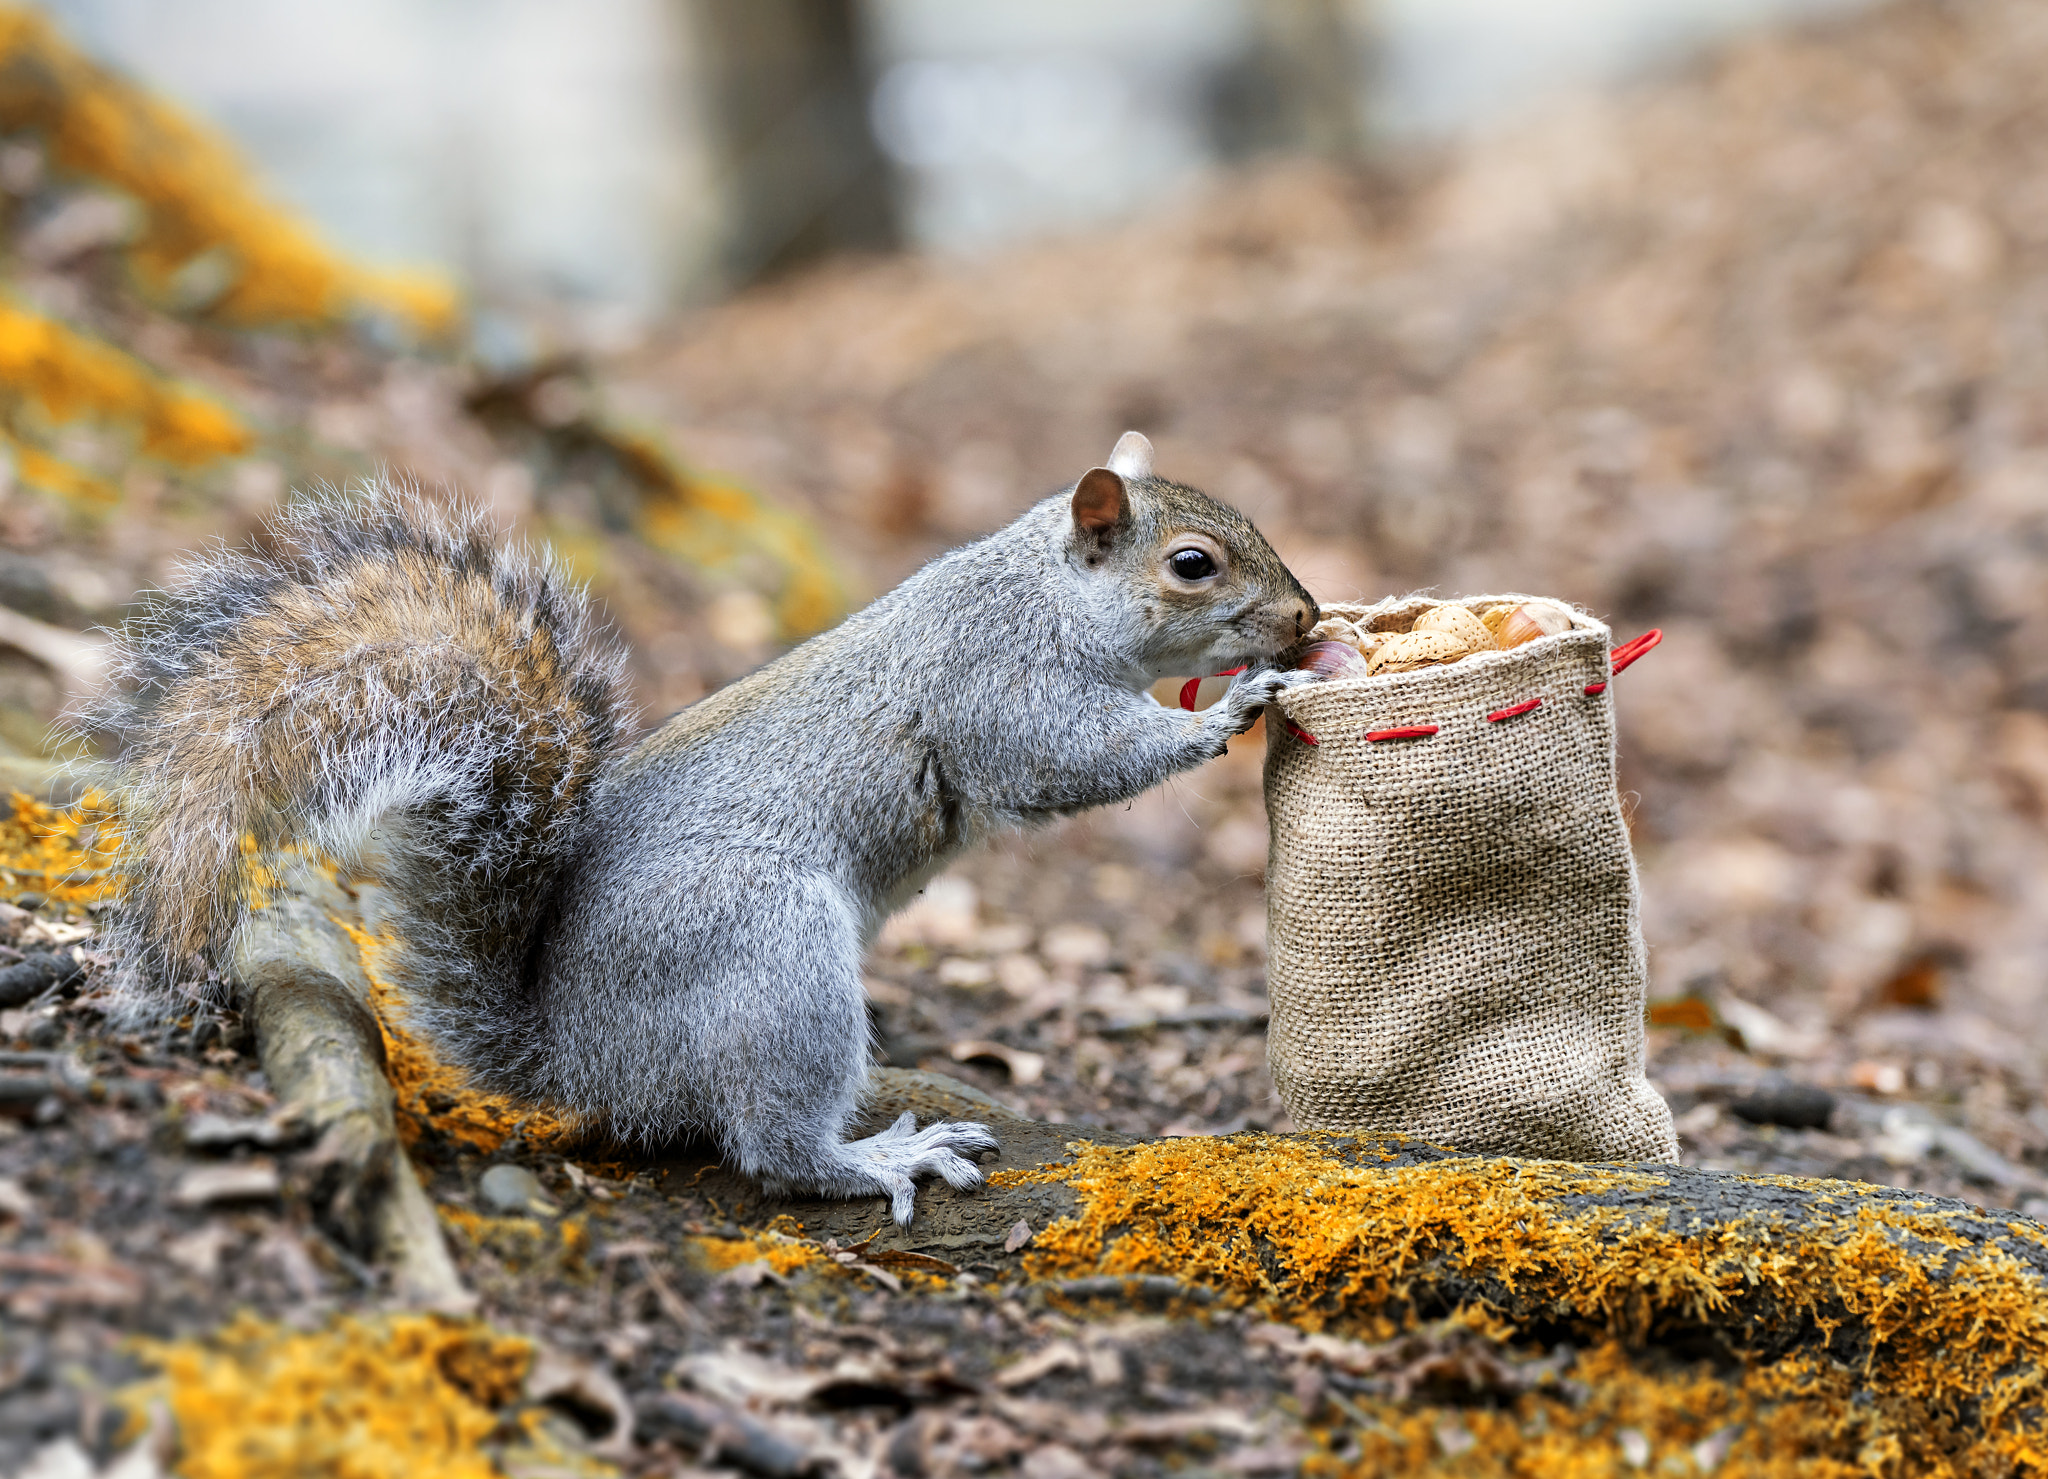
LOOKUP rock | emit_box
[1726,1082,1835,1130]
[480,1163,558,1217]
[0,951,81,1009]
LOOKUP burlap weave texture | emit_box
[1264,596,1678,1161]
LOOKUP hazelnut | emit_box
[1496,602,1574,650]
[1295,640,1371,681]
[1365,629,1472,675]
[1411,604,1493,651]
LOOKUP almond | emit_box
[1365,629,1472,675]
[1411,604,1493,651]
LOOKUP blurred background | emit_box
[4,0,2048,1190]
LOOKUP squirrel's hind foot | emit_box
[852,1111,1001,1226]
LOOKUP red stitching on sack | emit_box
[1365,725,1438,741]
[1610,628,1662,674]
[1179,666,1250,711]
[1487,698,1542,722]
[1283,718,1319,746]
[1586,629,1661,695]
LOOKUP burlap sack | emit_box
[1263,595,1678,1161]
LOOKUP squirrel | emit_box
[87,431,1320,1224]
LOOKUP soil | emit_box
[9,0,2048,1472]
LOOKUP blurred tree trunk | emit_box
[1210,0,1373,161]
[688,0,897,286]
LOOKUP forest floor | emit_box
[2,753,2043,1476]
[8,0,2048,1471]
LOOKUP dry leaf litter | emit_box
[11,0,2048,1474]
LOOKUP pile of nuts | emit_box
[1296,601,1576,680]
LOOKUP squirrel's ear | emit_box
[1107,430,1154,481]
[1072,467,1127,534]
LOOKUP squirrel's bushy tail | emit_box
[80,481,637,1069]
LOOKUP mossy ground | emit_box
[11,794,2048,1476]
[1009,1135,2048,1474]
[118,1313,602,1479]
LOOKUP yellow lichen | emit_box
[0,793,581,1160]
[1003,1135,2048,1471]
[341,916,578,1154]
[0,788,120,904]
[0,299,250,468]
[0,6,456,503]
[124,1312,538,1479]
[0,8,455,334]
[687,1231,827,1279]
[1302,1341,1970,1478]
[437,1205,590,1277]
[618,426,843,640]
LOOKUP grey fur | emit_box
[89,441,1318,1223]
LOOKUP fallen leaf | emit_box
[1646,997,1717,1032]
[1115,1408,1259,1442]
[949,1039,1045,1085]
[181,1112,290,1150]
[163,1223,235,1279]
[995,1340,1086,1389]
[863,1247,960,1274]
[171,1161,280,1207]
[526,1343,635,1459]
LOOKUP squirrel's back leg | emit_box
[540,856,997,1225]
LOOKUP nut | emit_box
[1295,640,1371,680]
[1411,604,1493,651]
[1365,629,1472,675]
[1496,602,1575,650]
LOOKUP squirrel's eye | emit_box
[1170,548,1217,580]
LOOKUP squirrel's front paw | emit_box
[1217,666,1314,735]
[849,1112,1001,1226]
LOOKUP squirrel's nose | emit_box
[1295,599,1318,637]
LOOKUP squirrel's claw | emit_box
[843,1115,1001,1226]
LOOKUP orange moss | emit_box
[620,427,843,640]
[340,916,578,1155]
[0,788,120,904]
[687,1231,827,1279]
[0,299,250,468]
[125,1312,538,1479]
[1002,1135,2048,1472]
[437,1205,589,1277]
[1304,1341,1957,1478]
[0,8,455,334]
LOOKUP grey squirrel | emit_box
[89,431,1319,1223]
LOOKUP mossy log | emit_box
[228,863,469,1310]
[666,1073,2048,1453]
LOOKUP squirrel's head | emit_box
[1062,431,1318,680]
